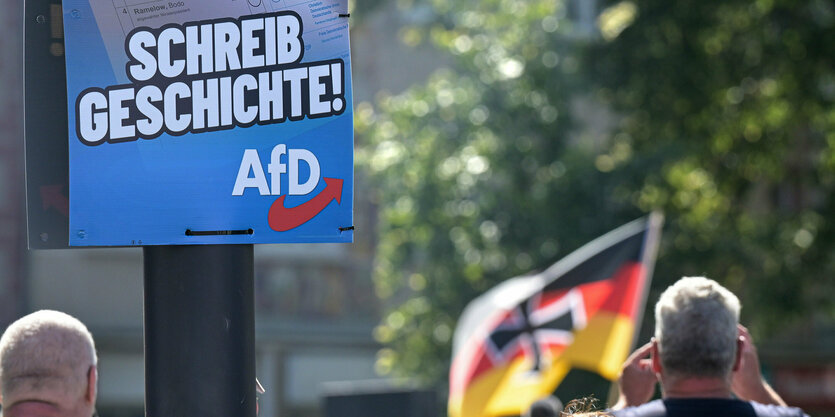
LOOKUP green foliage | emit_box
[587,0,835,333]
[357,0,835,389]
[357,0,641,385]
[350,0,388,22]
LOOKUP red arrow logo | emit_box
[268,177,343,231]
[40,185,69,217]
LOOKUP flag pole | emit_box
[630,210,664,349]
[607,211,664,407]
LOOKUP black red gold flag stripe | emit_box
[449,213,663,417]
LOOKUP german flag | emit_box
[448,213,663,417]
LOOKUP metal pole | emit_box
[143,244,256,417]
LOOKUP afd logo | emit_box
[232,144,343,231]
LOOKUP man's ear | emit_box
[732,336,744,372]
[86,365,98,404]
[651,339,662,374]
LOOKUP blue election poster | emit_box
[62,0,353,246]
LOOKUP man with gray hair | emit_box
[611,277,808,417]
[0,310,97,417]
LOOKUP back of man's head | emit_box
[654,277,740,381]
[0,310,97,417]
[524,396,563,417]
